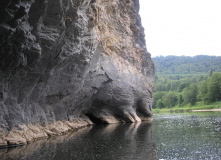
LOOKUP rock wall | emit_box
[0,0,154,146]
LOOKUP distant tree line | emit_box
[152,55,221,109]
[153,72,221,108]
[153,55,221,75]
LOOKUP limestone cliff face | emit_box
[0,0,154,145]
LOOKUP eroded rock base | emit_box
[0,118,93,148]
[0,117,152,148]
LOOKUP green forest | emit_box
[152,55,221,111]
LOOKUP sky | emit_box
[139,0,221,57]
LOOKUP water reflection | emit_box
[2,112,220,160]
[0,122,158,160]
[0,127,93,160]
[153,112,221,160]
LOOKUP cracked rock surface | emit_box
[0,0,154,146]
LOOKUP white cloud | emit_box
[139,0,221,57]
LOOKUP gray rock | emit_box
[0,0,154,134]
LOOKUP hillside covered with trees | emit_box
[153,55,221,75]
[152,55,221,110]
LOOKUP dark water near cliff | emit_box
[1,112,221,160]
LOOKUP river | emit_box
[1,112,221,160]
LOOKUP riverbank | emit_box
[0,116,153,149]
[192,109,221,112]
[0,119,93,149]
[153,102,221,114]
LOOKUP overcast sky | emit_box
[139,0,221,57]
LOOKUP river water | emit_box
[1,112,221,160]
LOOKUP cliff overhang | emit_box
[0,0,154,147]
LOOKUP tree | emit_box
[209,69,213,77]
[162,91,178,108]
[177,93,184,107]
[153,91,166,108]
[197,80,208,103]
[182,83,198,105]
[207,72,221,101]
[178,82,189,92]
[156,99,165,109]
[165,82,171,91]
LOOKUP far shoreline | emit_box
[191,109,221,112]
[153,107,221,114]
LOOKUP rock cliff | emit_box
[0,0,154,147]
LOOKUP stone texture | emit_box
[0,0,154,147]
[0,126,93,159]
[0,119,92,148]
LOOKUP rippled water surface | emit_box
[1,112,221,160]
[154,112,221,159]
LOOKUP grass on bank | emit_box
[153,101,221,114]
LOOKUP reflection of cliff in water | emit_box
[0,127,93,160]
[0,123,158,160]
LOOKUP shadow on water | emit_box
[0,122,158,160]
